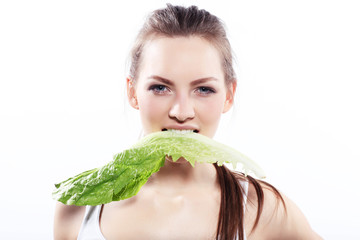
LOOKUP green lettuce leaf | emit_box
[52,131,265,206]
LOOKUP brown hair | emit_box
[129,4,235,88]
[214,164,286,239]
[129,4,285,239]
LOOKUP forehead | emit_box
[138,36,225,83]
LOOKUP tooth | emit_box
[168,129,193,134]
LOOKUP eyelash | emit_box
[148,84,169,94]
[196,86,216,95]
[148,84,216,95]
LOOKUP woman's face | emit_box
[127,36,235,138]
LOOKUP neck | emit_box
[146,156,218,190]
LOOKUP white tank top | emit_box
[77,181,248,240]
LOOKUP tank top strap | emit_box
[237,180,249,240]
[239,180,249,207]
[77,205,106,240]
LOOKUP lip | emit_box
[162,125,199,133]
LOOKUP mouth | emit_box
[162,128,199,133]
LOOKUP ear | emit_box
[222,81,236,113]
[126,76,139,110]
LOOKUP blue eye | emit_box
[197,86,216,95]
[148,84,169,94]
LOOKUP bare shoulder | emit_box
[245,180,322,240]
[54,202,86,240]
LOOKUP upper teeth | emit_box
[167,129,194,134]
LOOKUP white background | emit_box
[1,0,359,239]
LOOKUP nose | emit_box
[168,93,195,123]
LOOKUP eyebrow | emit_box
[147,75,219,86]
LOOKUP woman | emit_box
[54,4,322,240]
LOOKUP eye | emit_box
[148,84,170,94]
[196,86,216,95]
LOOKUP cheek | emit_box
[137,94,169,128]
[196,95,226,126]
